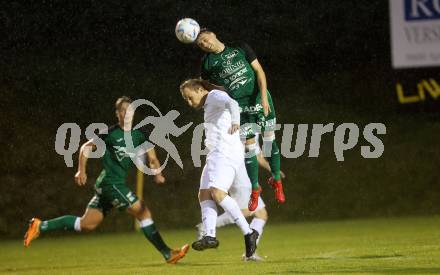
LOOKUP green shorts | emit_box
[238,90,277,139]
[87,184,138,216]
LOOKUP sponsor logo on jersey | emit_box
[219,60,246,78]
[229,76,248,90]
[222,59,233,67]
[222,49,239,60]
[240,104,263,114]
[113,146,136,161]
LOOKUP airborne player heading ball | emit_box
[195,29,285,211]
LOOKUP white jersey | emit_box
[203,89,243,161]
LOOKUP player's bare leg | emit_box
[79,208,104,231]
[24,207,101,248]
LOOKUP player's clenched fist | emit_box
[74,171,87,186]
[154,174,166,185]
[229,124,240,134]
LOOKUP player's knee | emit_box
[263,131,275,139]
[130,202,151,220]
[139,205,152,219]
[241,209,252,217]
[245,137,256,146]
[254,207,268,221]
[245,141,257,151]
[210,187,226,203]
[80,221,99,232]
[198,189,212,202]
[245,142,257,158]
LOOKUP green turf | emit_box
[2,216,440,274]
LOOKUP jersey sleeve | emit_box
[239,42,257,63]
[208,90,240,124]
[97,124,116,144]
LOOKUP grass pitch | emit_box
[1,216,440,274]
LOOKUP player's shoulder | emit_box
[107,124,119,133]
[201,53,214,70]
[207,89,231,102]
[229,41,257,62]
[209,89,224,96]
[201,52,209,61]
[228,41,250,51]
[98,123,118,139]
[134,125,150,139]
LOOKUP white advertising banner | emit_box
[390,0,440,68]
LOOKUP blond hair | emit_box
[179,79,224,94]
[115,96,132,110]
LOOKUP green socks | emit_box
[245,144,260,191]
[246,137,282,190]
[140,221,171,259]
[266,141,281,181]
[40,215,78,232]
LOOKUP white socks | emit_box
[139,218,154,228]
[74,217,81,232]
[216,214,267,244]
[216,212,234,227]
[218,196,252,235]
[250,218,266,244]
[201,200,218,237]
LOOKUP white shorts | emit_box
[200,152,241,193]
[229,180,266,211]
[200,152,265,211]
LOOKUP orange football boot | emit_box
[24,218,41,247]
[166,243,189,264]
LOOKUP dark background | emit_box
[1,0,439,238]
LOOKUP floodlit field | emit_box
[2,216,440,274]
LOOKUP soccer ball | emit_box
[175,18,200,44]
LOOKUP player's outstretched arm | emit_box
[251,59,270,116]
[146,148,166,184]
[74,140,96,186]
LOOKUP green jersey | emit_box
[201,42,258,102]
[95,124,151,187]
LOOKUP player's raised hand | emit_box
[229,123,240,134]
[74,171,87,186]
[154,174,166,185]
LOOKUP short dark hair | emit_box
[115,96,132,110]
[199,27,211,34]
